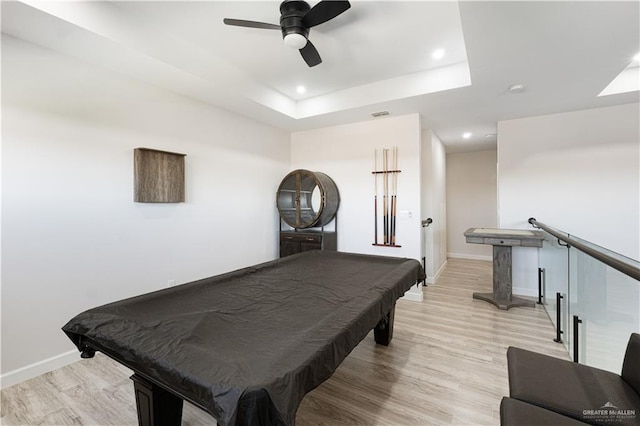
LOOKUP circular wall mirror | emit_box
[311,185,321,212]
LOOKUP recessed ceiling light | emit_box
[462,132,472,139]
[432,48,445,60]
[296,85,306,95]
[508,84,525,93]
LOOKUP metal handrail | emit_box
[528,217,640,282]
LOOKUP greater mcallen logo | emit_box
[582,402,636,422]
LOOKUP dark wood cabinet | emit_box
[276,170,339,258]
[280,231,337,258]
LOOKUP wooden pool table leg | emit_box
[130,374,183,426]
[374,305,396,346]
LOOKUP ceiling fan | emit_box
[223,0,351,67]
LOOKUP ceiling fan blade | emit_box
[300,40,322,67]
[303,1,350,28]
[223,18,281,30]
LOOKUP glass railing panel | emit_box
[538,233,569,352]
[569,240,639,373]
[530,218,639,370]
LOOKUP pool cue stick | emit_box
[386,148,391,245]
[391,146,398,245]
[374,149,378,245]
[390,147,395,245]
[383,148,388,245]
[387,148,391,245]
[395,146,399,244]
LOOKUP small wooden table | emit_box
[464,227,544,310]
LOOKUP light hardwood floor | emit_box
[1,258,569,425]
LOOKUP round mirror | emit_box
[311,185,321,212]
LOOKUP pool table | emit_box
[62,250,425,426]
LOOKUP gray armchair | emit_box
[502,333,640,425]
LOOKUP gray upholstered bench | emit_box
[501,397,588,425]
[504,333,640,425]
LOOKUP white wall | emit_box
[498,103,640,295]
[446,149,497,261]
[290,114,423,301]
[421,130,448,283]
[1,37,290,386]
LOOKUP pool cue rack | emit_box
[372,147,401,247]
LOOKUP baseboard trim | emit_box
[1,350,79,389]
[426,260,448,284]
[447,252,492,262]
[512,286,537,298]
[402,288,424,302]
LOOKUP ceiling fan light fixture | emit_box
[284,33,308,49]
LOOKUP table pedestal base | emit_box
[472,245,536,311]
[131,374,183,426]
[472,292,535,310]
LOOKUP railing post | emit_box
[420,218,431,287]
[553,292,564,343]
[573,315,582,363]
[537,268,545,304]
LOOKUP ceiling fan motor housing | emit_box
[279,0,311,42]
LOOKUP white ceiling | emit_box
[2,1,639,152]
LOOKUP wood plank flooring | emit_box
[1,258,569,425]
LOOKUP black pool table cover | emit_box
[62,250,425,425]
